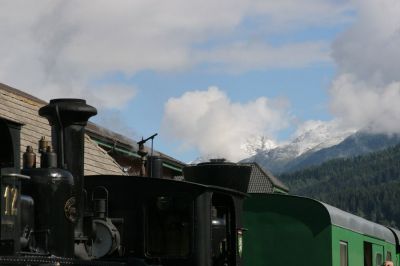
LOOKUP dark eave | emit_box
[86,122,187,172]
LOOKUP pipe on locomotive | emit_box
[39,99,97,243]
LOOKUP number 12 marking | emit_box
[3,186,18,216]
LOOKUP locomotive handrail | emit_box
[1,173,30,180]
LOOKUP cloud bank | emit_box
[161,0,400,160]
[7,0,394,162]
[0,0,351,108]
[330,0,400,133]
[161,87,290,161]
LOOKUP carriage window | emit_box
[146,196,193,257]
[376,253,383,266]
[386,251,392,261]
[340,241,348,266]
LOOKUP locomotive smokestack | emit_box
[39,99,97,239]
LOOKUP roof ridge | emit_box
[0,82,47,104]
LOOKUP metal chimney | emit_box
[39,99,97,239]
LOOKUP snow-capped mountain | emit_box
[240,135,278,157]
[285,120,359,156]
[243,129,400,174]
[242,121,357,173]
[190,120,400,174]
[194,121,355,167]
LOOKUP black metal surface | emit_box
[21,168,75,257]
[84,175,206,266]
[147,156,163,178]
[183,161,251,193]
[39,99,97,240]
[19,195,34,250]
[0,255,126,265]
[0,119,21,172]
[194,193,212,266]
[84,175,246,266]
[40,146,57,168]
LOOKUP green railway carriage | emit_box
[243,194,397,266]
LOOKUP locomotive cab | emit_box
[84,174,247,266]
[211,193,236,265]
[183,160,251,266]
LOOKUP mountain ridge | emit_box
[243,131,400,174]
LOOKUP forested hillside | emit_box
[279,144,400,228]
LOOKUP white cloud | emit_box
[161,87,290,161]
[329,0,400,133]
[0,0,351,108]
[94,110,138,140]
[332,0,400,85]
[330,75,400,133]
[83,84,138,110]
[247,0,353,32]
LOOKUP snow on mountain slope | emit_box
[242,120,356,173]
[192,120,357,168]
[240,135,278,156]
[286,120,356,156]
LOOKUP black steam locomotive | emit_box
[0,99,251,265]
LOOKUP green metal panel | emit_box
[243,195,332,266]
[322,203,395,244]
[272,187,288,194]
[243,194,398,266]
[372,244,384,266]
[331,225,396,266]
[332,226,365,266]
[162,162,183,172]
[92,139,141,158]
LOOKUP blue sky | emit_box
[93,62,336,161]
[1,1,400,162]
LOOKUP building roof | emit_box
[0,83,123,175]
[242,162,289,193]
[86,122,187,173]
[0,82,46,104]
